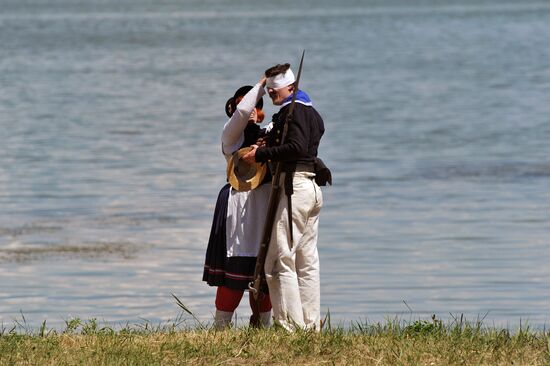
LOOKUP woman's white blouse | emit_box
[220,83,270,258]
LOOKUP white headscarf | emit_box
[265,68,295,89]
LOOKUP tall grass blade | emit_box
[171,293,192,315]
[171,293,206,330]
[39,320,47,337]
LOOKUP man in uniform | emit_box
[243,63,325,330]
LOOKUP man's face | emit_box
[267,85,293,106]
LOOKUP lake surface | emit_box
[1,0,550,330]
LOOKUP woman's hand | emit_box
[259,76,267,87]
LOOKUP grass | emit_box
[1,313,549,365]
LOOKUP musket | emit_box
[249,50,305,301]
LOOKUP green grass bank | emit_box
[1,317,549,365]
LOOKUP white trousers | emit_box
[264,172,323,331]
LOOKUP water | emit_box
[1,0,550,330]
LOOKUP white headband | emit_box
[266,69,295,90]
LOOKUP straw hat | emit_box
[227,147,267,192]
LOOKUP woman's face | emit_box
[250,108,259,122]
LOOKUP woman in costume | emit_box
[202,78,272,328]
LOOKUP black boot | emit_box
[249,313,260,328]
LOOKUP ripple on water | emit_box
[0,241,148,263]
